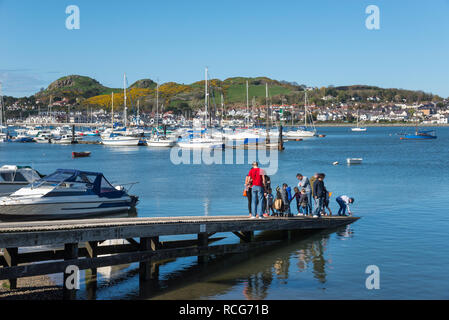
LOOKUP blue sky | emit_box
[0,0,448,97]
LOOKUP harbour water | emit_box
[1,126,449,299]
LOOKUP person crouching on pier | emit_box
[336,195,354,216]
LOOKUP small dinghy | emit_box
[347,158,363,165]
[72,151,91,158]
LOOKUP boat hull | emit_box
[400,135,437,140]
[0,197,133,218]
[0,183,29,196]
[177,141,224,149]
[283,130,316,138]
[102,137,140,146]
[72,152,91,158]
[347,158,363,164]
[146,139,175,147]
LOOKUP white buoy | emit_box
[333,161,339,165]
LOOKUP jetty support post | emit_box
[139,237,159,298]
[85,241,98,299]
[139,237,159,282]
[3,247,18,289]
[197,232,209,264]
[283,230,292,240]
[63,243,79,300]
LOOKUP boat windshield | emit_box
[0,169,41,183]
[42,171,75,183]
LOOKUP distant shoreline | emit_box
[285,123,449,128]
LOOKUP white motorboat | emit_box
[347,158,363,165]
[34,131,53,143]
[145,135,175,147]
[283,128,317,138]
[0,169,137,219]
[0,165,43,196]
[52,134,77,144]
[102,132,140,146]
[225,130,261,141]
[351,127,367,132]
[51,126,71,139]
[177,137,224,149]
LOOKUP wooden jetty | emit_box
[0,215,359,299]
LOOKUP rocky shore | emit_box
[0,275,62,300]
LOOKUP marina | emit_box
[1,0,449,305]
[0,126,448,299]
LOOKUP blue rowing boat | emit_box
[400,129,437,140]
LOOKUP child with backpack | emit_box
[273,186,284,216]
[264,188,275,216]
[280,184,292,217]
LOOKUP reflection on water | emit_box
[242,270,273,300]
[293,236,327,284]
[87,227,348,300]
[335,225,354,240]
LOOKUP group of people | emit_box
[244,162,354,219]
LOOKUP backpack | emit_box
[274,198,283,210]
[286,186,292,201]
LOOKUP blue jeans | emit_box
[307,191,313,214]
[251,186,264,216]
[299,205,309,215]
[336,198,346,216]
[314,197,324,217]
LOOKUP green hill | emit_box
[35,75,119,103]
[27,74,443,114]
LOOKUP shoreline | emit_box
[0,251,61,300]
[0,276,62,300]
[289,123,449,127]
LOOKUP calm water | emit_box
[1,126,449,300]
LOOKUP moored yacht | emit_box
[102,132,140,146]
[0,169,137,219]
[145,134,176,147]
[52,134,77,144]
[0,165,43,196]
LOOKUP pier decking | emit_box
[0,215,359,299]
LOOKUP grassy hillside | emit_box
[29,74,444,114]
[35,75,121,103]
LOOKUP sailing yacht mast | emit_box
[111,92,114,128]
[137,100,140,126]
[304,91,308,127]
[0,82,3,133]
[156,81,159,128]
[246,80,249,127]
[205,67,208,128]
[266,83,269,139]
[123,73,127,128]
[221,92,224,124]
